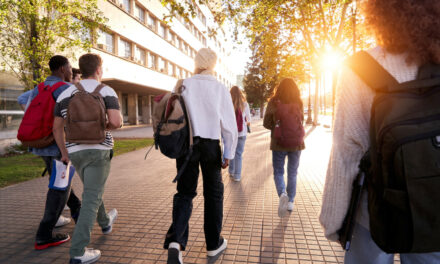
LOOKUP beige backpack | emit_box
[65,83,107,143]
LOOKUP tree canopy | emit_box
[160,0,372,109]
[0,0,107,90]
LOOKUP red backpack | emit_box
[17,81,67,148]
[273,101,305,148]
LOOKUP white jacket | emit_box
[181,74,238,160]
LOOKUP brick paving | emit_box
[0,119,347,264]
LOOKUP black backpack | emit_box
[348,51,440,253]
[151,80,195,182]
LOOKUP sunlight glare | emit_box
[321,50,344,70]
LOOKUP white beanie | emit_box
[195,48,217,70]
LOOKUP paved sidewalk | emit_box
[0,119,345,264]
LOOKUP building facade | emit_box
[0,0,236,138]
[91,0,236,125]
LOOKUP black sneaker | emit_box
[35,233,70,250]
[167,242,183,264]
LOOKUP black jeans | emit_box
[35,156,81,241]
[164,138,224,251]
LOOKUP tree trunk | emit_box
[313,73,320,126]
[260,102,265,118]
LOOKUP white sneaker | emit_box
[278,193,289,217]
[102,209,118,234]
[287,202,294,211]
[70,248,101,264]
[55,215,71,227]
[168,242,183,264]
[207,238,227,257]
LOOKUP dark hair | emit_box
[79,53,102,78]
[49,55,69,72]
[72,68,81,78]
[364,0,440,64]
[269,78,303,110]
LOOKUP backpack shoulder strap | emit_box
[174,79,185,94]
[93,83,106,95]
[37,82,48,92]
[75,83,86,92]
[347,51,399,92]
[49,81,67,92]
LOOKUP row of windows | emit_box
[97,30,193,79]
[104,0,233,86]
[110,0,206,56]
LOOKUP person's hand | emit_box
[60,154,70,165]
[222,159,229,169]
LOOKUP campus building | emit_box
[0,0,236,142]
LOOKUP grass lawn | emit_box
[0,138,154,188]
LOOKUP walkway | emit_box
[0,118,346,264]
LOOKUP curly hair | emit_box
[364,0,440,64]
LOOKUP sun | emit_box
[321,50,344,70]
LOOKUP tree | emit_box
[158,0,373,123]
[0,0,107,90]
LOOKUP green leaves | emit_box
[0,0,107,90]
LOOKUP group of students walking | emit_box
[18,53,122,264]
[15,1,440,263]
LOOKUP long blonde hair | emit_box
[230,86,246,111]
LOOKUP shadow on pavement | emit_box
[260,216,290,263]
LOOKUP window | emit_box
[122,0,131,13]
[168,31,175,44]
[178,38,183,50]
[159,24,166,38]
[97,30,114,53]
[148,53,157,69]
[170,63,176,77]
[147,14,156,30]
[176,67,181,79]
[135,46,146,65]
[159,58,166,73]
[135,5,145,23]
[119,39,132,59]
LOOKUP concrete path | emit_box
[0,118,349,264]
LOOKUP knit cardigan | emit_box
[319,46,418,241]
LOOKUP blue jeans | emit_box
[345,222,440,264]
[272,151,301,202]
[229,136,246,180]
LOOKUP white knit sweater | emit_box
[319,46,418,241]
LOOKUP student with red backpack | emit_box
[229,86,251,182]
[17,55,82,249]
[263,78,305,217]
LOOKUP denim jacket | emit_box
[17,76,71,157]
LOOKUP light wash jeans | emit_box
[272,150,301,202]
[345,222,440,264]
[229,136,246,181]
